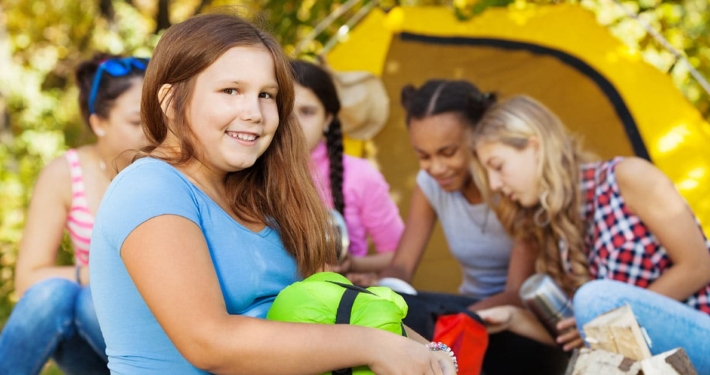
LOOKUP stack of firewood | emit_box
[565,305,697,375]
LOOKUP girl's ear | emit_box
[158,84,174,121]
[527,136,542,166]
[89,113,107,137]
[323,113,334,133]
[527,135,540,151]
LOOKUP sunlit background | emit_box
[0,1,708,350]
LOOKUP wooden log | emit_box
[581,304,652,360]
[566,347,698,375]
[564,348,640,375]
[639,348,698,375]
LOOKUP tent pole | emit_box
[294,0,363,56]
[321,0,380,55]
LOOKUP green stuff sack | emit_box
[267,272,409,375]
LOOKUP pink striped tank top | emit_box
[65,149,93,266]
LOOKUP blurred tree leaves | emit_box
[580,0,710,116]
[0,0,708,328]
[0,0,156,323]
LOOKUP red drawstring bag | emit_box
[433,312,489,375]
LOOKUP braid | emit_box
[288,60,345,214]
[325,118,345,215]
[400,80,494,128]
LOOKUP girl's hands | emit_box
[479,307,585,350]
[345,271,378,287]
[331,253,353,274]
[555,317,584,351]
[477,305,516,334]
[476,305,556,345]
[368,335,454,375]
[431,349,458,375]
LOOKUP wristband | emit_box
[75,264,82,285]
[426,341,458,373]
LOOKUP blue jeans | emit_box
[573,279,710,373]
[0,278,108,375]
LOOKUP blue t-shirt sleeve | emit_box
[96,159,201,255]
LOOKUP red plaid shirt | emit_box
[581,158,710,314]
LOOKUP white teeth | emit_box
[227,132,257,141]
[238,134,256,141]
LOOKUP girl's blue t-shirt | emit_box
[90,157,299,374]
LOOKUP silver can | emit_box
[519,273,574,335]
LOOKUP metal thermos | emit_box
[519,273,574,335]
[330,209,350,262]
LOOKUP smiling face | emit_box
[293,83,332,152]
[408,112,473,192]
[475,140,541,207]
[186,45,279,175]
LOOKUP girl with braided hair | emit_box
[380,80,523,308]
[291,60,404,280]
[378,80,572,375]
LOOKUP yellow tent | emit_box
[327,4,710,292]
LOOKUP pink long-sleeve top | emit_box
[310,141,404,257]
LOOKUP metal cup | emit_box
[519,273,574,335]
[329,209,350,262]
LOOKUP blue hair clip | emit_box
[88,57,149,115]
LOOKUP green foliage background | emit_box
[0,0,708,329]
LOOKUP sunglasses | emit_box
[88,57,149,114]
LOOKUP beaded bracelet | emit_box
[426,341,458,373]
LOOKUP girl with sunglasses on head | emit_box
[89,13,455,374]
[0,53,148,374]
[470,95,710,372]
[290,60,404,281]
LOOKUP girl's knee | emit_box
[5,279,80,335]
[573,280,627,328]
[574,280,612,310]
[20,278,80,316]
[574,279,639,309]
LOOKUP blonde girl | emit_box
[471,95,710,373]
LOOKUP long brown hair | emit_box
[140,12,336,276]
[471,96,596,294]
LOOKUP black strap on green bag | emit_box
[328,281,406,375]
[331,281,373,324]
